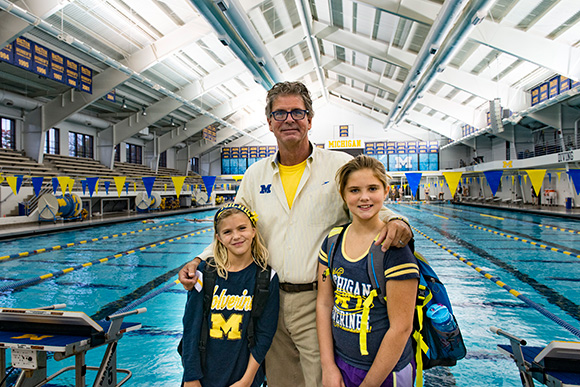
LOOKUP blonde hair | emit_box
[336,155,390,202]
[212,207,269,279]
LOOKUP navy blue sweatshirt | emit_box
[182,260,279,386]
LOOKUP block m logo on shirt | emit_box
[260,184,271,194]
[210,313,243,340]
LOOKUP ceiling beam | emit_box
[471,19,580,81]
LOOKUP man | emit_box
[179,81,412,386]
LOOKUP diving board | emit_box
[0,305,145,387]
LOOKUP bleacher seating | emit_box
[44,154,117,179]
[0,149,56,182]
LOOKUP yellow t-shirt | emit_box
[279,160,307,209]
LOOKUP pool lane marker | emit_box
[0,226,212,293]
[0,222,183,262]
[469,224,580,260]
[480,214,504,220]
[411,226,580,339]
[538,224,580,234]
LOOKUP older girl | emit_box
[317,155,419,387]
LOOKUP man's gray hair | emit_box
[265,81,314,118]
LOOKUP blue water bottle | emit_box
[426,303,457,332]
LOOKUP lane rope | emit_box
[469,224,580,260]
[411,225,580,339]
[109,279,182,319]
[0,222,184,263]
[0,226,212,293]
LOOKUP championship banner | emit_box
[14,37,32,71]
[32,42,49,77]
[50,51,65,83]
[66,58,80,89]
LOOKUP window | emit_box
[159,151,167,168]
[1,117,15,149]
[126,143,142,164]
[190,157,199,174]
[45,128,60,154]
[114,144,120,162]
[68,132,94,158]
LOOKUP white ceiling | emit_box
[1,0,579,156]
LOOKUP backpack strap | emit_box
[322,225,348,285]
[199,257,218,373]
[247,265,271,348]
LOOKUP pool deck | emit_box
[452,200,580,220]
[0,205,218,241]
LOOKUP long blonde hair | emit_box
[212,207,269,279]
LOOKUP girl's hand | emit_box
[184,381,202,387]
[322,365,346,387]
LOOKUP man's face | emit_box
[267,94,312,148]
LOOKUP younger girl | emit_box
[182,203,279,387]
[317,155,419,387]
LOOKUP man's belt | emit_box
[279,282,317,292]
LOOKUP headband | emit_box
[214,203,258,227]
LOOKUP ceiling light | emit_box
[122,98,127,109]
[170,117,175,126]
[142,106,147,116]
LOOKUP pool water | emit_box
[1,204,579,386]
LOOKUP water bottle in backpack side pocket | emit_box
[426,303,457,332]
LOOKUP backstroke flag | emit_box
[442,172,463,197]
[142,177,156,198]
[32,177,44,197]
[405,172,422,199]
[202,176,217,199]
[567,170,580,194]
[114,176,126,197]
[172,176,186,199]
[483,170,503,196]
[525,169,546,197]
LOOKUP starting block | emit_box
[0,304,145,387]
[491,326,580,387]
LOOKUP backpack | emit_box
[324,225,466,387]
[178,257,272,373]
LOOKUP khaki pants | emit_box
[265,289,321,387]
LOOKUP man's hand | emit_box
[178,257,202,291]
[375,219,413,252]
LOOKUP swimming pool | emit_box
[0,204,578,386]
